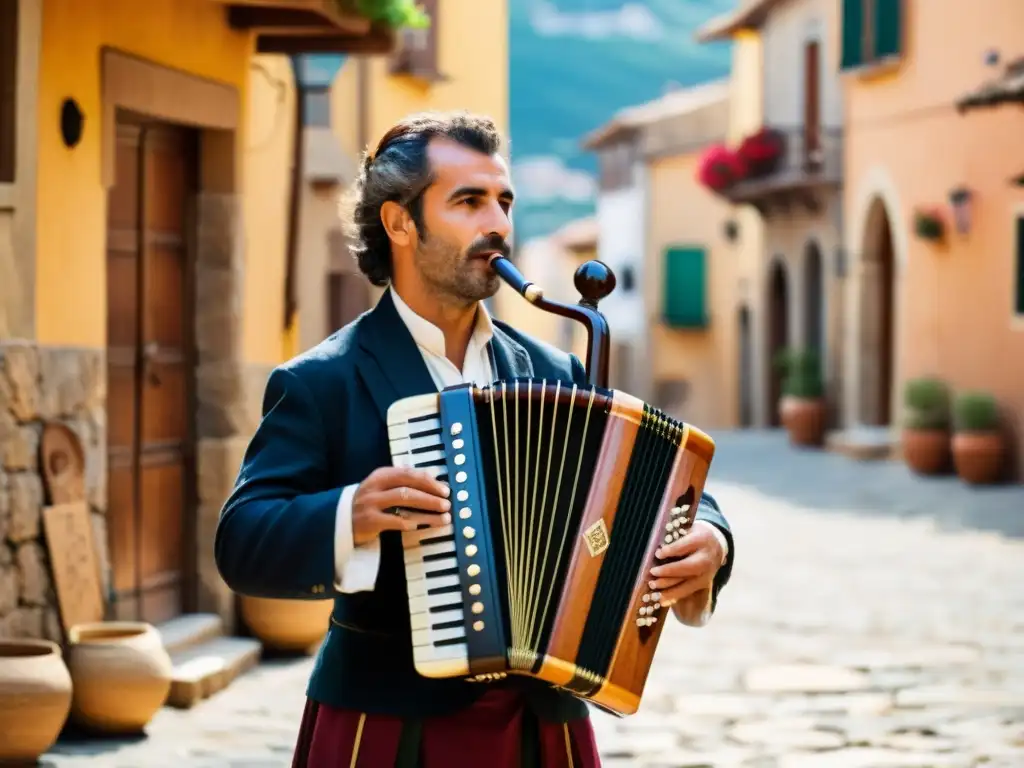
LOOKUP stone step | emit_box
[826,427,898,461]
[157,613,224,655]
[166,636,263,709]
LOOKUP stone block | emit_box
[2,423,39,472]
[0,605,44,638]
[196,360,249,439]
[37,347,104,418]
[196,193,241,271]
[0,561,17,614]
[7,472,42,542]
[0,342,40,421]
[16,541,53,606]
[195,264,242,365]
[197,436,248,506]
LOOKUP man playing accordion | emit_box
[216,110,735,768]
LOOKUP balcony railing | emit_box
[719,126,842,214]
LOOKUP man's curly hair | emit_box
[339,111,505,287]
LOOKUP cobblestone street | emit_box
[45,431,1024,767]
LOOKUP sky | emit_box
[508,0,735,244]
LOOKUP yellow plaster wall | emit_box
[646,152,738,428]
[34,0,251,348]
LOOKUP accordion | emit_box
[387,378,715,716]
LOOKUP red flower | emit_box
[736,127,785,165]
[697,144,746,191]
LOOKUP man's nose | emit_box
[482,202,512,240]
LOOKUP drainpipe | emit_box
[283,55,306,334]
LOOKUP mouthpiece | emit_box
[486,253,615,389]
[488,254,543,303]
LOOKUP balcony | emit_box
[715,126,842,216]
[211,0,396,54]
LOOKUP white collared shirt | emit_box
[333,288,496,592]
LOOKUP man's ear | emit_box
[380,201,415,247]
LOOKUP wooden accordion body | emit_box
[387,377,715,716]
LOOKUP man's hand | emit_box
[351,467,451,546]
[647,520,726,608]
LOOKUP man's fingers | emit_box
[660,579,707,605]
[654,530,706,561]
[650,551,708,580]
[368,466,450,498]
[376,510,453,532]
[371,487,451,514]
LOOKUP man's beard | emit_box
[416,233,505,306]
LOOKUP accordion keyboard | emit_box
[387,395,471,677]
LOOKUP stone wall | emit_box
[0,341,106,640]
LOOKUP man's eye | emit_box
[461,198,480,208]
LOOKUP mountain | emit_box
[509,0,735,244]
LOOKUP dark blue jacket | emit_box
[215,290,733,720]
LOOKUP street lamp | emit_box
[948,186,974,235]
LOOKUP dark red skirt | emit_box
[291,688,600,768]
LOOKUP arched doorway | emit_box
[803,241,825,363]
[858,198,896,426]
[738,305,753,427]
[767,260,789,426]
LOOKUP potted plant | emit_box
[913,207,946,243]
[696,143,746,192]
[775,347,826,447]
[335,0,431,27]
[900,377,952,474]
[951,390,1006,484]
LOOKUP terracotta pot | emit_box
[952,431,1005,485]
[240,596,333,652]
[0,639,73,762]
[901,428,951,475]
[66,622,173,733]
[779,396,825,447]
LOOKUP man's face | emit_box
[413,138,514,306]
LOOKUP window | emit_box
[662,247,708,329]
[0,0,17,183]
[598,141,634,191]
[841,0,902,70]
[1015,215,1024,317]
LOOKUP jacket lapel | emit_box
[488,324,533,381]
[355,290,438,425]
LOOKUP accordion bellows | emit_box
[387,378,715,716]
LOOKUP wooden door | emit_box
[803,40,821,163]
[107,118,197,624]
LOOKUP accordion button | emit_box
[456,471,467,483]
[468,564,481,577]
[465,544,478,556]
[451,422,463,436]
[454,454,466,466]
[459,507,472,520]
[453,438,465,449]
[457,490,469,502]
[471,602,484,614]
[473,621,485,632]
[469,584,481,595]
[463,526,476,539]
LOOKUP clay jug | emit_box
[66,622,173,733]
[0,639,73,762]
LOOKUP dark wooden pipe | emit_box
[488,255,616,389]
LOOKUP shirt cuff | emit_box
[333,483,382,593]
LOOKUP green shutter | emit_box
[840,0,865,69]
[873,0,902,59]
[1015,216,1024,316]
[663,247,707,329]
